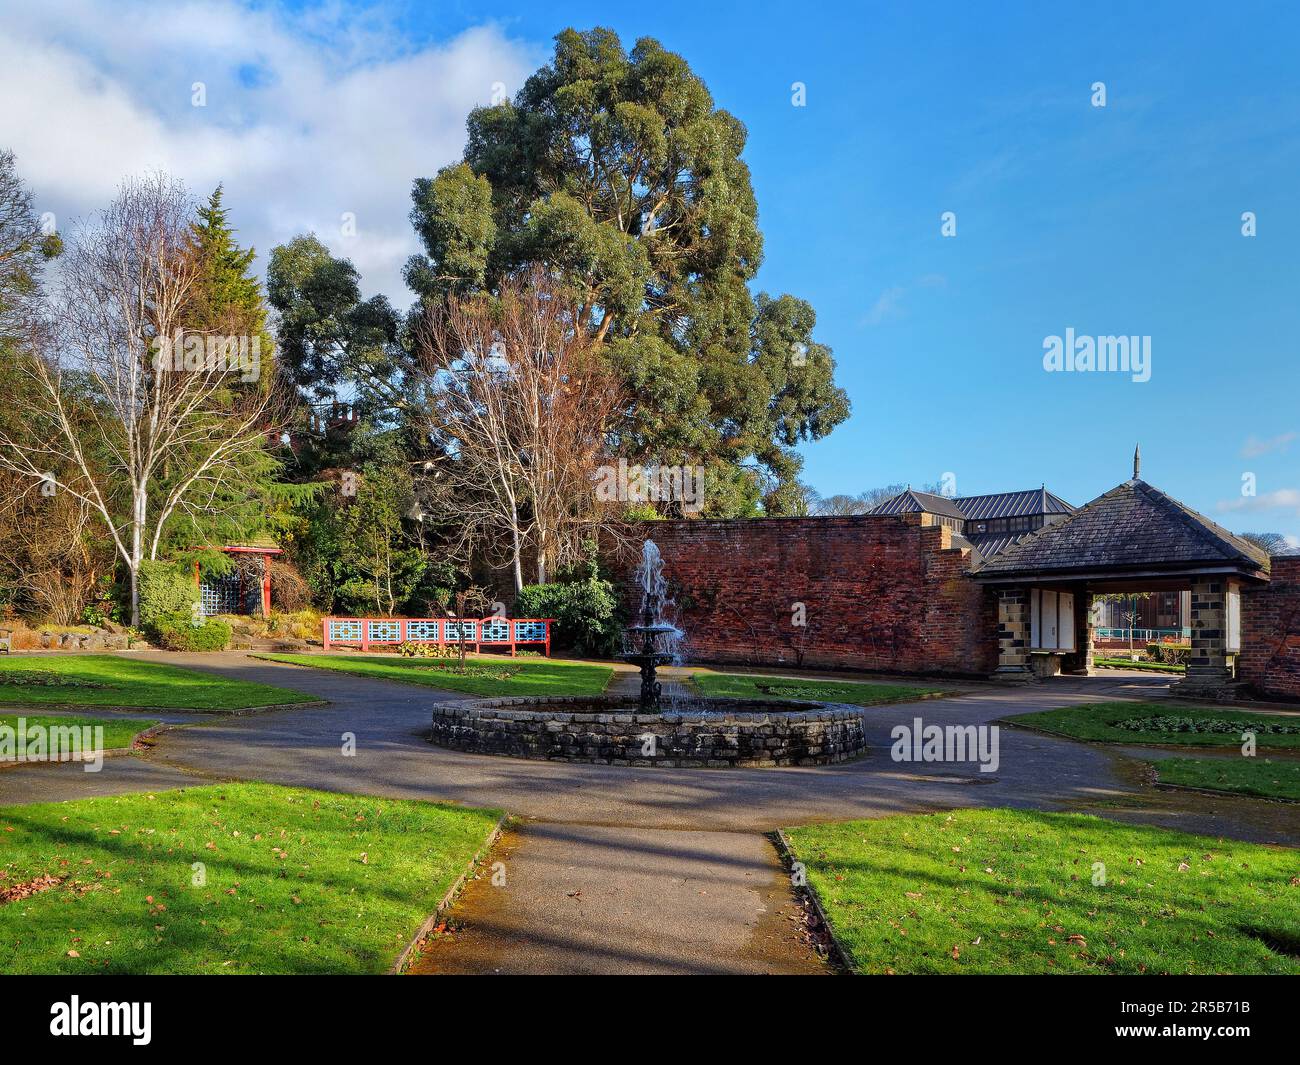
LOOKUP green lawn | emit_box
[784,808,1300,975]
[0,783,500,974]
[693,671,950,706]
[257,653,613,698]
[0,656,314,711]
[1004,701,1300,749]
[0,714,159,752]
[1094,658,1186,674]
[1156,757,1300,802]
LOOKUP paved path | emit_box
[409,823,827,975]
[0,653,1294,974]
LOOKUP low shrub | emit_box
[1115,714,1300,736]
[152,615,232,652]
[267,608,322,641]
[397,641,448,658]
[1145,642,1192,665]
[0,669,108,689]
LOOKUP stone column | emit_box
[1173,577,1237,700]
[993,587,1036,682]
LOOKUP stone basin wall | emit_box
[429,695,866,768]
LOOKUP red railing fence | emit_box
[322,616,553,656]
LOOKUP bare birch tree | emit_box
[0,174,275,626]
[413,270,623,591]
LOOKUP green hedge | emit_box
[515,577,621,657]
[152,616,231,652]
[138,561,200,629]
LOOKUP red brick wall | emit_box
[1240,557,1300,699]
[610,514,998,677]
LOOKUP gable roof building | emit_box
[868,485,1076,563]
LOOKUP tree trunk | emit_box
[510,517,524,593]
[128,564,140,630]
[129,484,146,628]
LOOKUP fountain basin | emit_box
[429,695,866,767]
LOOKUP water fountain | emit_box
[620,540,681,711]
[428,539,868,768]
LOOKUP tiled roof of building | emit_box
[868,486,1075,522]
[869,489,966,520]
[964,533,1026,560]
[956,487,1075,520]
[973,479,1271,578]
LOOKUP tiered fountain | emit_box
[428,540,867,768]
[620,541,681,711]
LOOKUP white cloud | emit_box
[861,275,947,327]
[863,285,906,326]
[1216,488,1300,515]
[1241,431,1297,458]
[0,0,541,304]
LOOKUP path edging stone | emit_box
[771,828,854,974]
[389,812,509,975]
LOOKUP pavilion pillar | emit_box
[1172,577,1238,701]
[1063,590,1094,675]
[992,587,1037,682]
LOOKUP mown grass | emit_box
[784,808,1300,975]
[0,714,158,753]
[1156,757,1300,802]
[1004,701,1300,749]
[0,783,500,974]
[257,653,613,698]
[1094,658,1185,674]
[693,671,950,706]
[0,656,314,711]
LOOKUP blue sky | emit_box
[5,1,1298,538]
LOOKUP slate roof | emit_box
[973,479,1271,580]
[869,486,1074,522]
[964,533,1025,561]
[870,489,966,520]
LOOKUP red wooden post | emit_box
[322,617,331,651]
[361,619,370,652]
[545,620,551,658]
[261,556,272,615]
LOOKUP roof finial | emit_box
[1133,443,1141,481]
